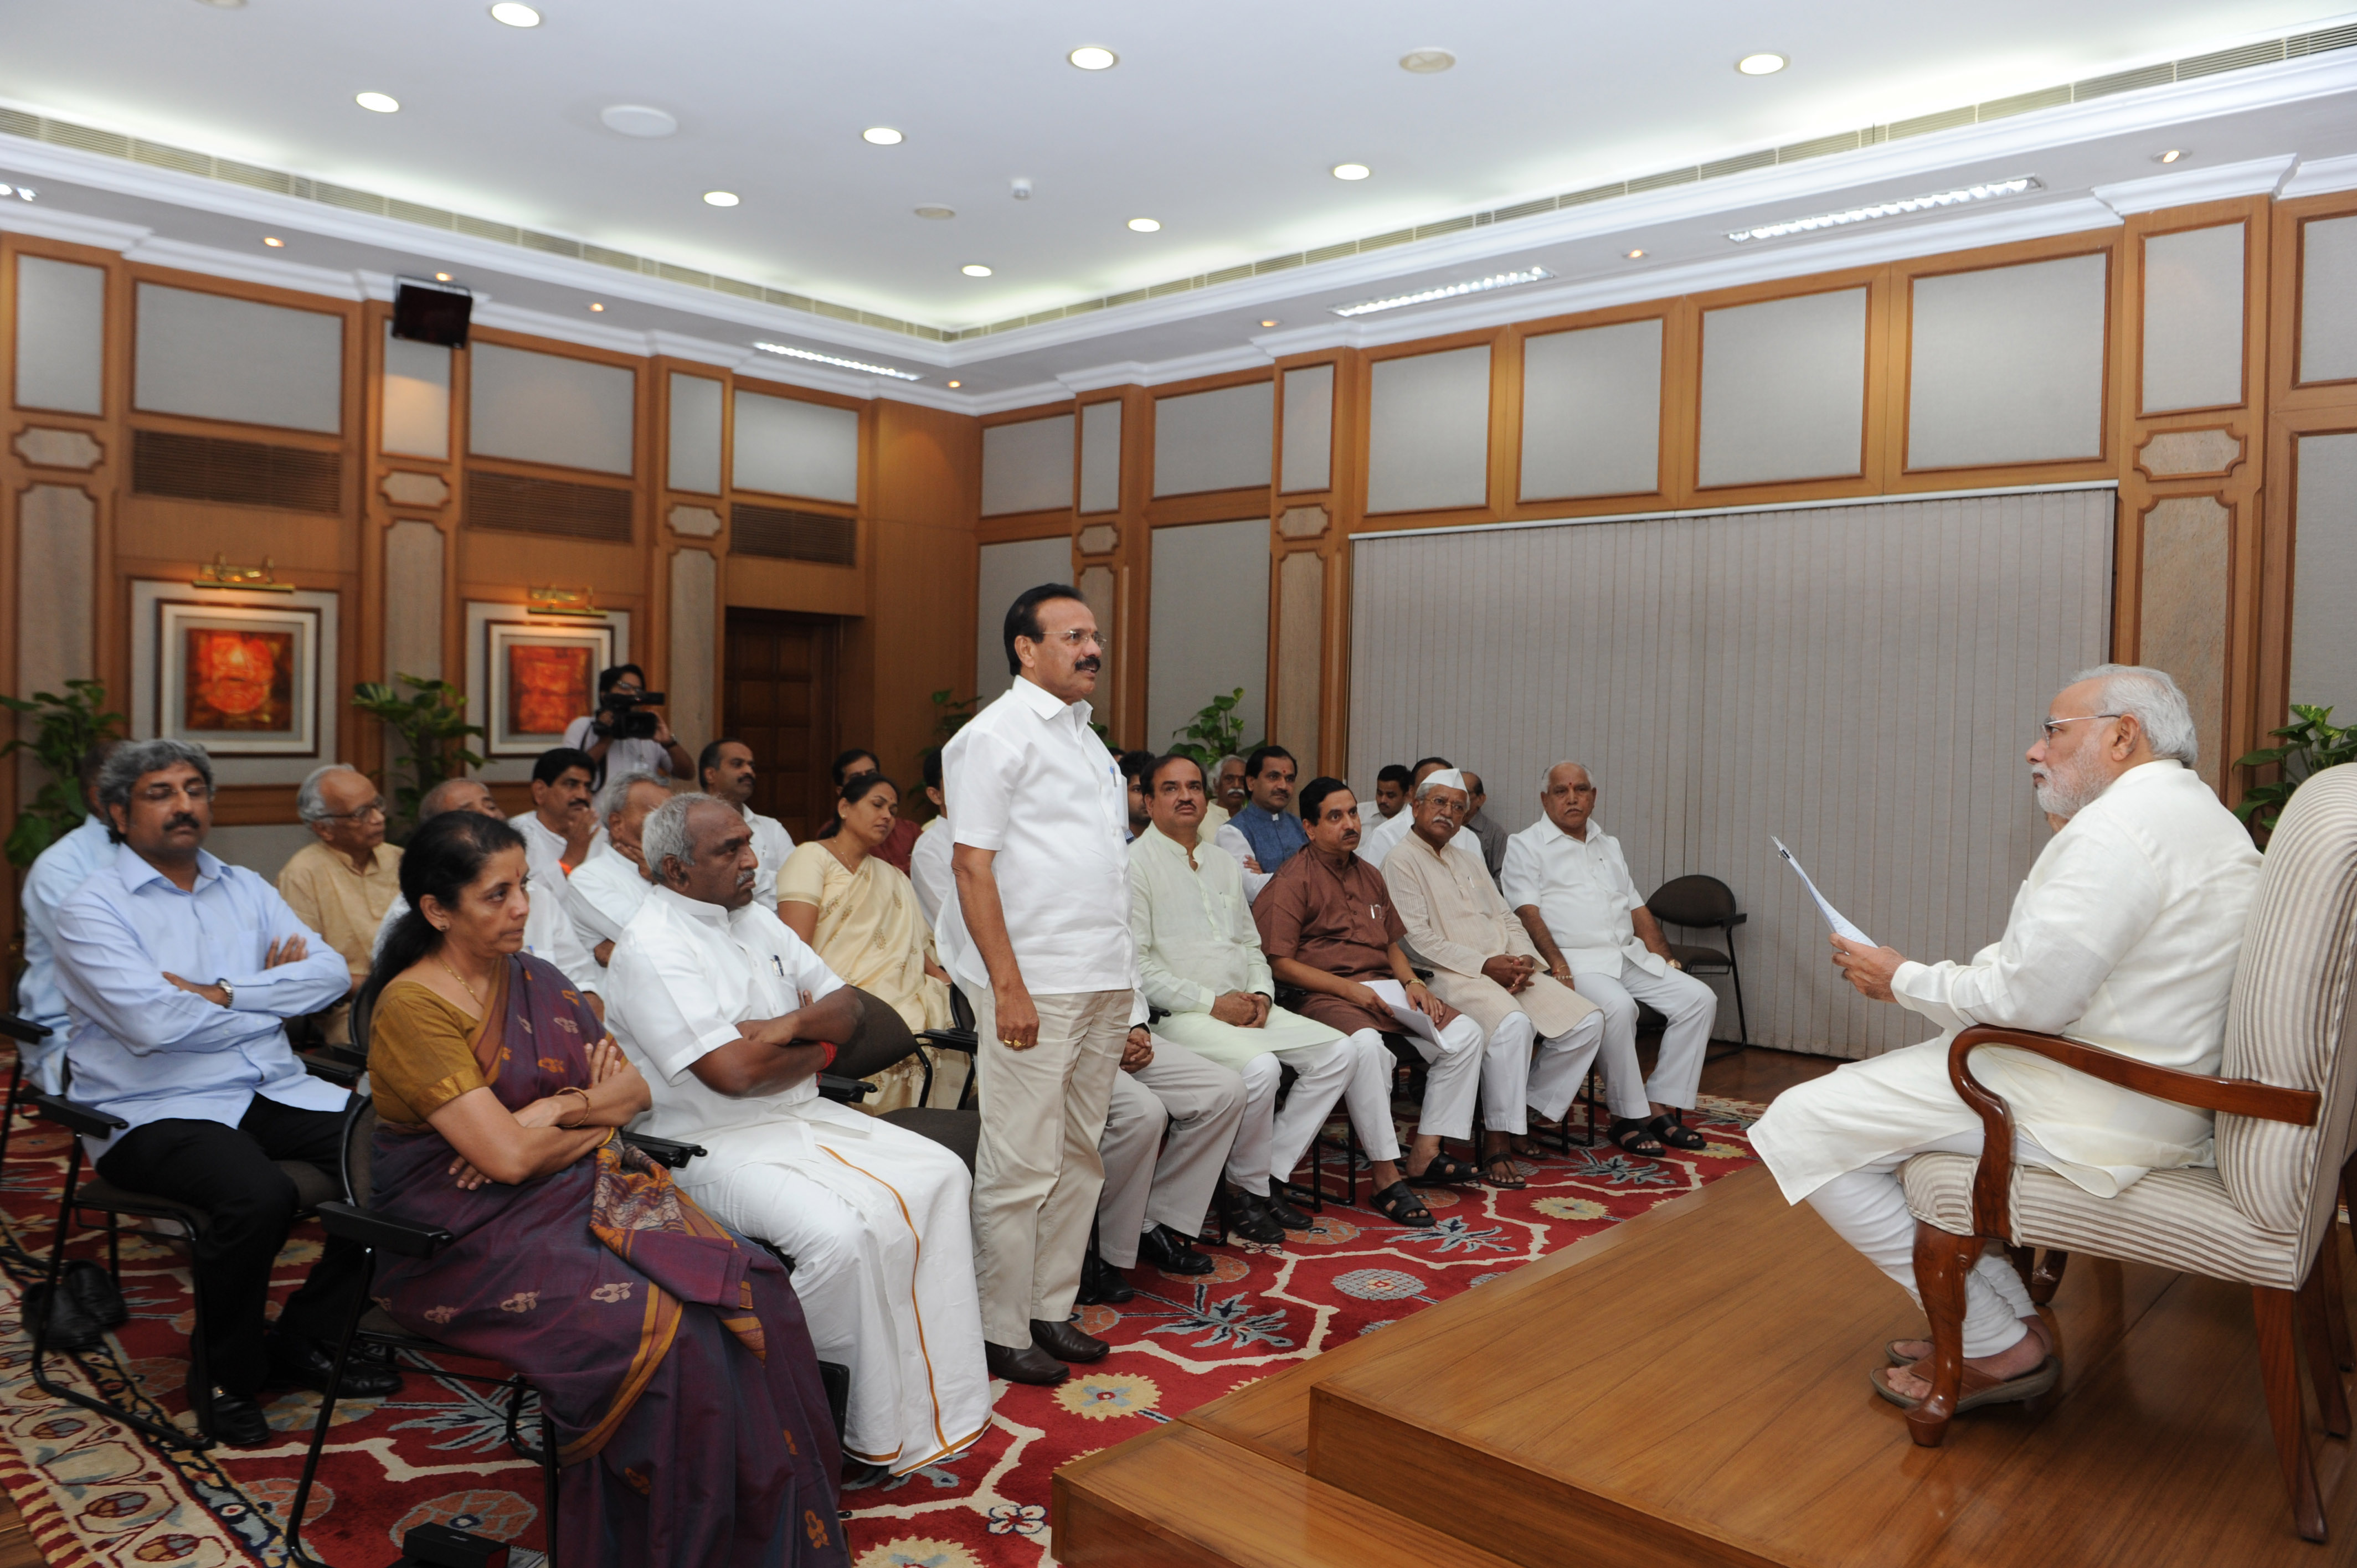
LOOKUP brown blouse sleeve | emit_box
[368,981,490,1126]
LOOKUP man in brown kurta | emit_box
[1255,776,1508,1200]
[277,764,402,1045]
[1384,770,1604,1187]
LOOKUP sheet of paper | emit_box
[1771,837,1875,946]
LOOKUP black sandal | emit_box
[1368,1180,1437,1227]
[1480,1154,1527,1190]
[1608,1117,1665,1157]
[1405,1152,1481,1187]
[1652,1114,1708,1152]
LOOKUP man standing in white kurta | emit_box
[1750,665,2261,1412]
[605,793,990,1478]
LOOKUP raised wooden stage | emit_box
[1055,1165,2357,1567]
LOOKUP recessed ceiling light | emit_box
[1331,267,1554,317]
[914,205,956,220]
[862,126,904,146]
[1399,48,1455,73]
[702,190,740,207]
[488,3,540,25]
[1624,248,1645,259]
[1727,175,2040,243]
[962,264,993,277]
[946,379,963,388]
[434,271,452,281]
[1259,319,1279,328]
[2157,148,2185,163]
[1332,163,1371,181]
[1127,218,1161,233]
[1736,53,1787,75]
[1068,45,1118,70]
[0,185,30,200]
[262,235,284,247]
[601,104,677,138]
[355,91,400,113]
[753,342,924,381]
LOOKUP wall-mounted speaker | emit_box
[392,275,472,347]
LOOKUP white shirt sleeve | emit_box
[1499,833,1541,911]
[608,924,746,1085]
[947,728,1023,853]
[1213,821,1274,899]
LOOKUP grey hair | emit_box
[1538,760,1593,794]
[597,769,672,824]
[418,776,489,819]
[1216,754,1246,774]
[2068,664,2199,768]
[97,739,214,834]
[641,791,722,876]
[296,763,363,823]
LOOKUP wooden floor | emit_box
[1058,1057,2357,1568]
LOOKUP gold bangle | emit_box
[554,1085,593,1126]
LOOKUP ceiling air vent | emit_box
[131,428,341,513]
[465,470,634,541]
[732,504,856,565]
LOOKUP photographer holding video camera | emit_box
[563,664,694,785]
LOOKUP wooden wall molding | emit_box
[379,470,449,507]
[12,427,103,470]
[2135,426,2246,481]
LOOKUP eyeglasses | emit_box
[1029,628,1100,649]
[323,800,388,822]
[2036,713,2122,743]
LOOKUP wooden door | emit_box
[723,610,838,834]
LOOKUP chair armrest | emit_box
[0,1013,54,1045]
[300,1050,364,1088]
[29,1092,126,1140]
[619,1131,706,1168]
[316,1199,451,1258]
[816,1073,875,1103]
[916,1028,978,1058]
[1948,1024,2322,1236]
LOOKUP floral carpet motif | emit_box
[0,1075,1764,1567]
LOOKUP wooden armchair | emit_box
[1898,764,2357,1543]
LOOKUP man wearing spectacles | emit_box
[276,764,402,1046]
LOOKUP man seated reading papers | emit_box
[606,793,990,1479]
[1385,770,1605,1188]
[1749,666,2262,1414]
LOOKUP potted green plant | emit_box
[2,679,126,869]
[2234,703,2357,838]
[352,674,486,839]
[1169,688,1263,771]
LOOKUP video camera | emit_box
[591,688,668,742]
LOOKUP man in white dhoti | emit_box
[1387,771,1606,1188]
[1750,666,2261,1412]
[1502,762,1717,1157]
[563,770,669,971]
[1131,754,1402,1239]
[605,793,990,1478]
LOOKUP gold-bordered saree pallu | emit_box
[369,952,848,1567]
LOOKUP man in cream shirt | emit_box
[1751,665,2261,1414]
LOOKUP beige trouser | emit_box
[970,987,1130,1346]
[1095,1040,1247,1268]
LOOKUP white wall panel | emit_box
[1154,381,1272,497]
[1282,364,1334,494]
[1349,488,2112,1058]
[668,373,723,494]
[1699,288,1866,486]
[2143,224,2244,412]
[981,414,1074,516]
[1367,344,1491,513]
[975,535,1073,699]
[468,341,634,474]
[1148,518,1270,751]
[1079,400,1123,513]
[1909,254,2107,469]
[382,323,451,459]
[15,256,105,415]
[2299,215,2357,385]
[2292,433,2357,711]
[135,282,342,434]
[733,388,858,502]
[1521,318,1663,500]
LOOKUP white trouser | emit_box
[1571,959,1717,1119]
[1367,978,1488,1141]
[1804,1127,2048,1359]
[1232,1029,1404,1194]
[1484,1009,1608,1133]
[1094,1041,1247,1267]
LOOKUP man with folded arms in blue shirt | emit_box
[52,739,400,1447]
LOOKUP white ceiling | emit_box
[4,1,2357,408]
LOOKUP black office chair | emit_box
[0,1013,55,1266]
[1648,874,1750,1054]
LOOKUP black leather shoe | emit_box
[206,1392,274,1448]
[841,1457,894,1489]
[23,1281,104,1353]
[1138,1222,1214,1275]
[1218,1187,1285,1245]
[1031,1317,1109,1363]
[269,1333,404,1399]
[1075,1249,1135,1306]
[1262,1189,1314,1232]
[985,1339,1069,1385]
[63,1260,129,1328]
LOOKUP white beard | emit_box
[2031,750,2108,819]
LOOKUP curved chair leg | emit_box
[2030,1250,2070,1306]
[1906,1221,1982,1448]
[2253,1285,2328,1543]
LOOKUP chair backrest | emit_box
[341,1095,378,1208]
[949,985,976,1031]
[829,985,924,1081]
[1648,875,1739,929]
[2215,765,2357,1254]
[350,985,375,1060]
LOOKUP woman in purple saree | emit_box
[360,810,846,1567]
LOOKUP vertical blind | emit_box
[1349,487,2114,1058]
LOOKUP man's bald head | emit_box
[419,778,501,820]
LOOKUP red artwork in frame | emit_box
[507,643,593,737]
[182,628,296,732]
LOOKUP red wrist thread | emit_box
[816,1041,838,1072]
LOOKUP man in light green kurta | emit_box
[1126,753,1404,1231]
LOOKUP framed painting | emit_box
[484,620,615,755]
[153,600,322,756]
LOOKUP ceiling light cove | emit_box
[754,342,924,381]
[601,105,677,138]
[434,271,452,281]
[2157,148,2186,163]
[1259,318,1280,328]
[1331,163,1371,181]
[589,302,604,312]
[354,92,400,114]
[946,380,962,388]
[1331,266,1553,317]
[1399,48,1455,73]
[962,264,994,277]
[1727,175,2039,243]
[862,127,904,146]
[1127,218,1161,233]
[702,190,740,207]
[1068,46,1118,70]
[1625,248,1646,259]
[261,235,283,246]
[488,3,541,25]
[1736,53,1787,75]
[914,205,956,220]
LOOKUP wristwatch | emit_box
[215,977,235,1008]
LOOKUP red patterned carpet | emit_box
[0,1080,1766,1568]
